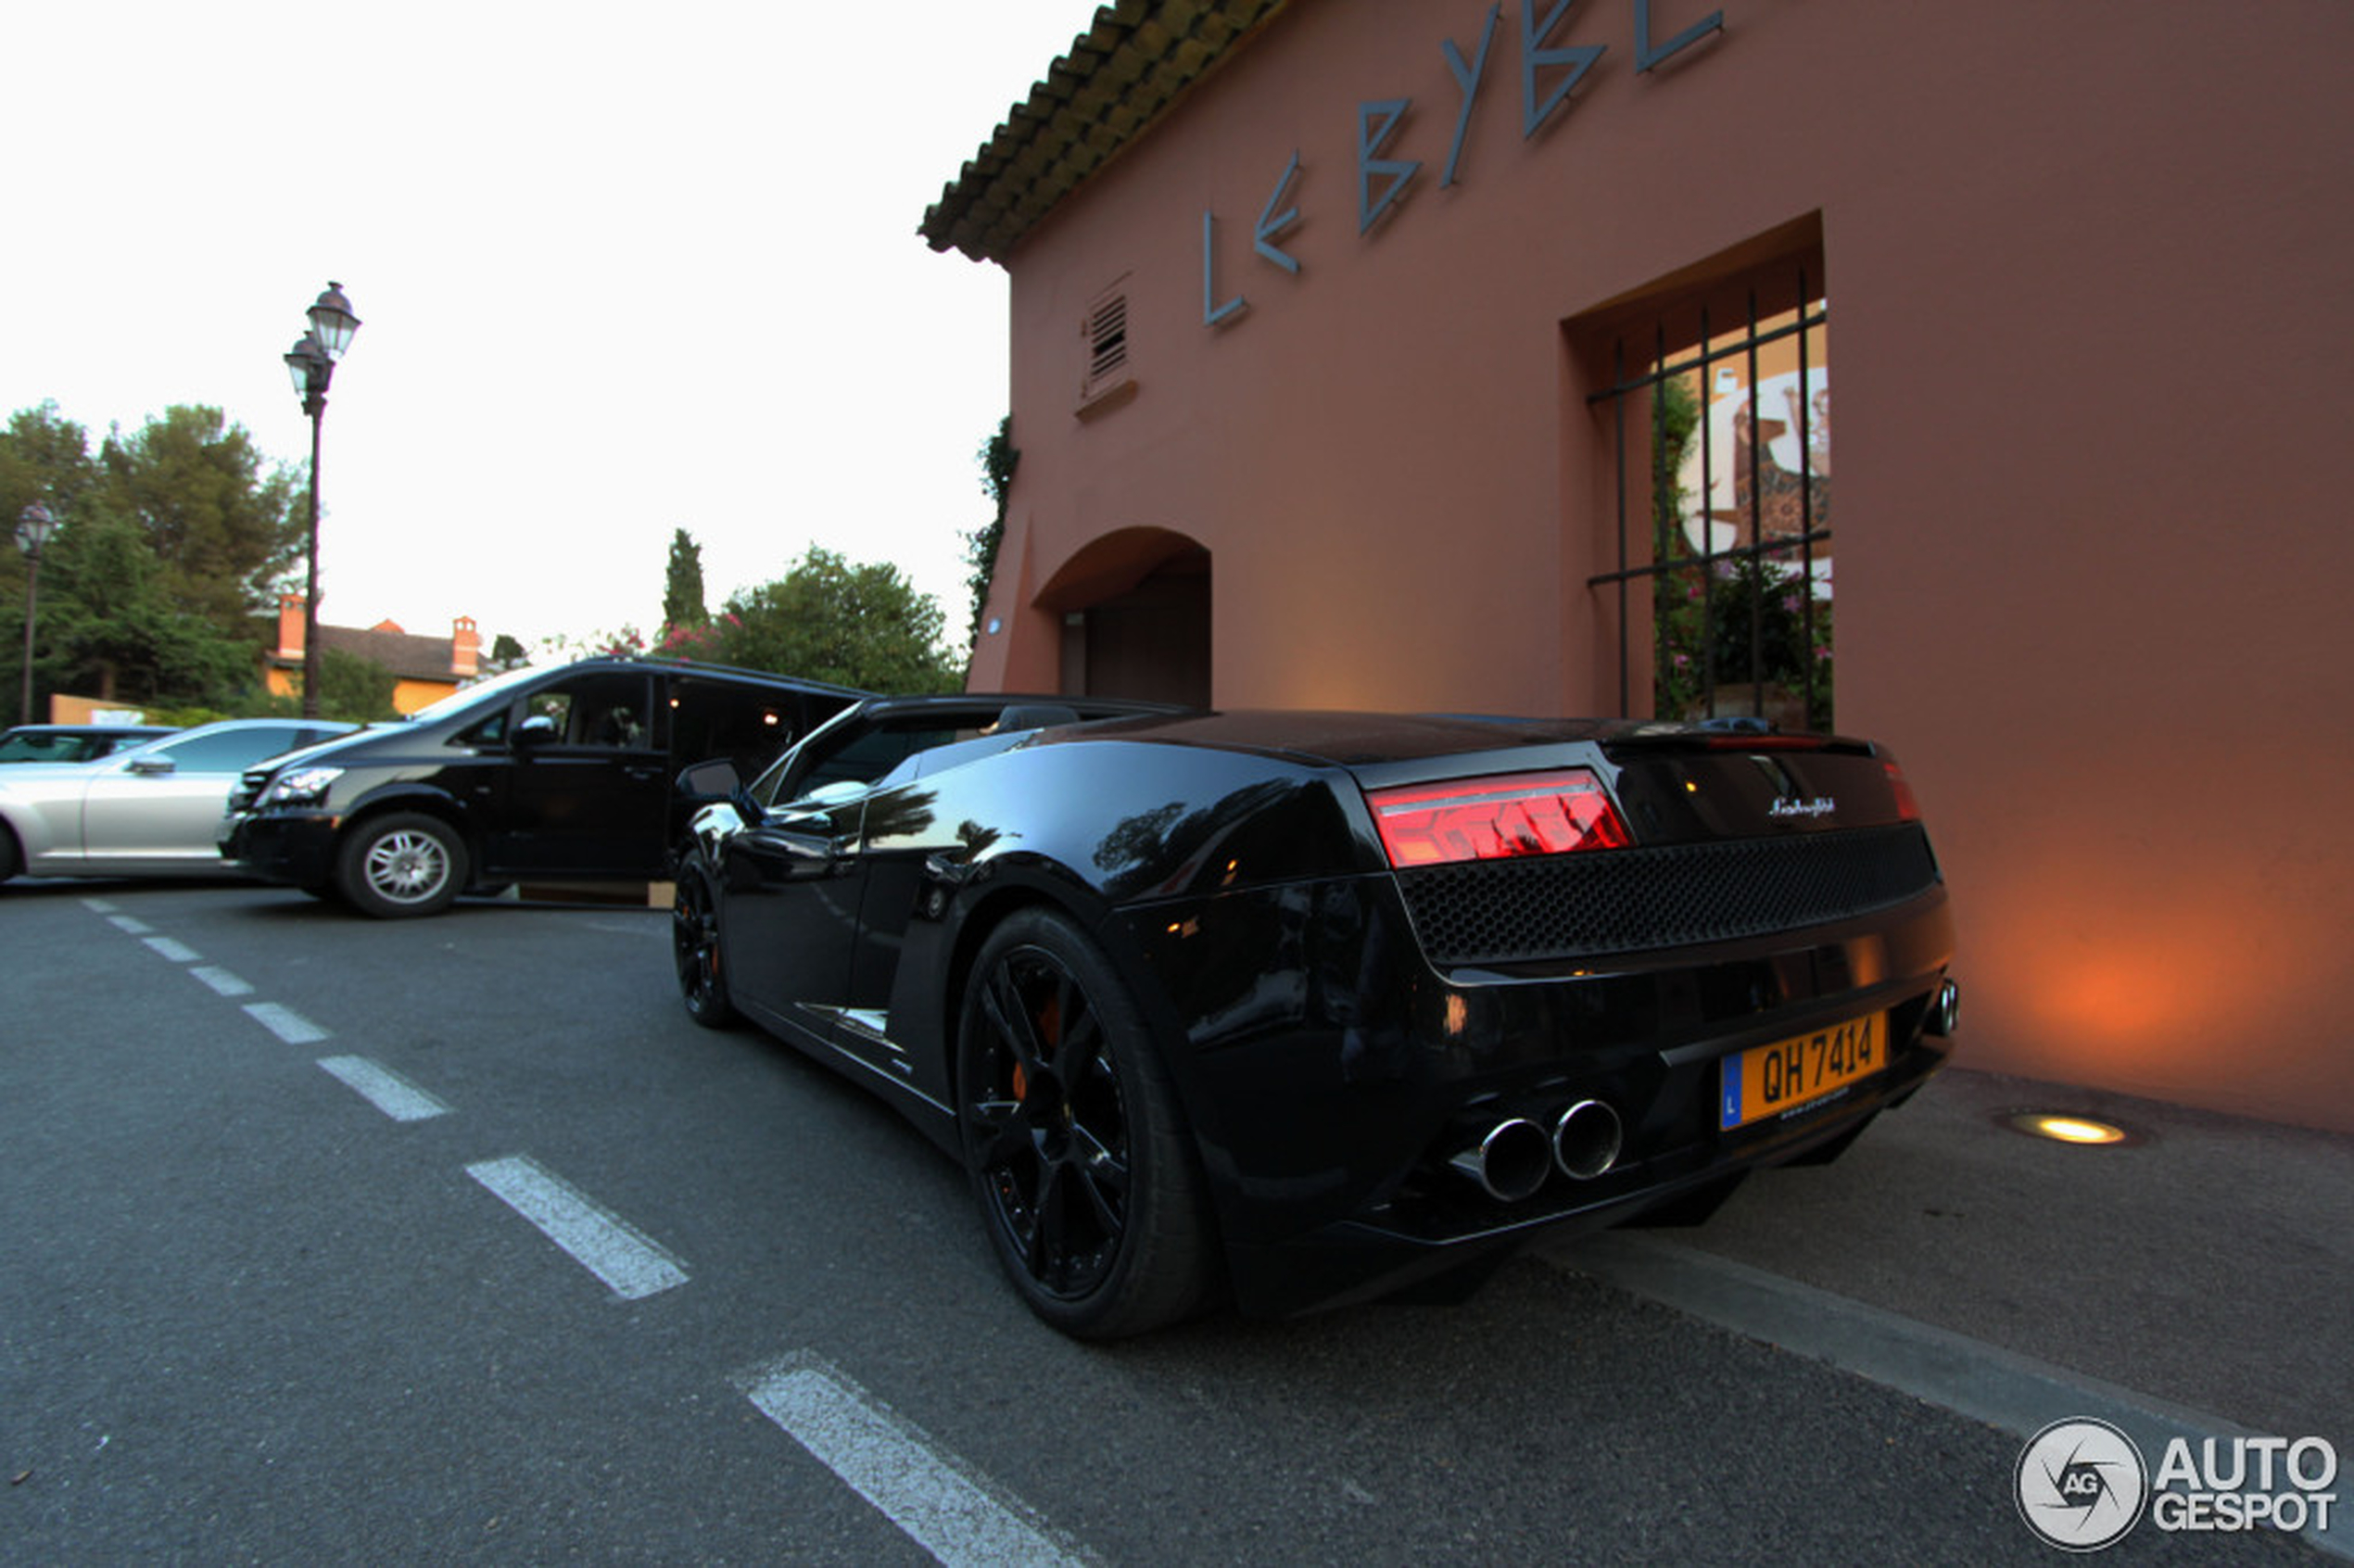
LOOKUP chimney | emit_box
[451,615,481,677]
[277,593,305,659]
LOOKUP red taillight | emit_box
[1884,760,1921,821]
[1368,769,1632,867]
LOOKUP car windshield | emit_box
[398,664,562,727]
[750,702,1053,810]
[0,731,112,763]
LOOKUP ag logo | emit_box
[2017,1418,2149,1551]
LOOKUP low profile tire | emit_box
[956,908,1217,1338]
[0,828,19,884]
[671,855,738,1028]
[336,812,466,918]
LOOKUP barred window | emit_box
[1585,261,1832,731]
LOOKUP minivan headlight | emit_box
[265,765,344,807]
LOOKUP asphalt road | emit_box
[1,880,2322,1565]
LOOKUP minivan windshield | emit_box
[398,663,564,727]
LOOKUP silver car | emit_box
[0,724,178,764]
[0,718,354,883]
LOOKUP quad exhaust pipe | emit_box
[1449,1118,1551,1203]
[1927,979,1961,1037]
[1551,1099,1624,1182]
[1452,1098,1626,1201]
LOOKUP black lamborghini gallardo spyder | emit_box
[671,697,1958,1338]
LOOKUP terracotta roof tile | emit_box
[920,0,1288,264]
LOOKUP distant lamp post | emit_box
[16,500,58,726]
[284,280,361,718]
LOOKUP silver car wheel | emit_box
[365,828,451,904]
[335,811,468,918]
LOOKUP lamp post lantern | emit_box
[16,500,59,726]
[283,281,361,718]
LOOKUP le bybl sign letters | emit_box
[1202,0,1728,327]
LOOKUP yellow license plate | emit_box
[1717,1012,1886,1130]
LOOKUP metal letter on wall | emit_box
[1358,100,1420,234]
[1442,5,1501,186]
[1635,0,1723,72]
[1255,153,1304,273]
[1522,0,1606,137]
[1202,210,1247,326]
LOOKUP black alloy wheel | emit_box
[956,908,1215,1338]
[336,812,467,918]
[672,855,737,1027]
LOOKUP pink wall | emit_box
[965,2,2354,1131]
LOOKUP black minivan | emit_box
[221,658,864,917]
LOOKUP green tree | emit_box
[0,404,103,531]
[662,527,708,633]
[712,547,958,693]
[963,416,1017,647]
[1,407,104,656]
[31,511,258,706]
[96,405,303,637]
[3,401,313,717]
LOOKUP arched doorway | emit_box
[1036,528,1211,708]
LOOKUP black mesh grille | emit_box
[1396,825,1940,966]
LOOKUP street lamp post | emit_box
[284,281,361,719]
[16,500,58,726]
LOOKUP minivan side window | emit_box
[462,706,511,746]
[526,672,653,749]
[672,677,795,778]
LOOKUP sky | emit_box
[3,1,1097,656]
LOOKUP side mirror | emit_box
[676,758,742,803]
[127,757,177,777]
[513,714,559,749]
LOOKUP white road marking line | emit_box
[1559,1233,2351,1562]
[82,898,118,913]
[316,1056,450,1121]
[242,1002,329,1045]
[190,967,255,997]
[464,1156,687,1301]
[107,915,155,935]
[142,936,199,963]
[742,1357,1089,1568]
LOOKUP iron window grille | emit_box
[1587,273,1831,731]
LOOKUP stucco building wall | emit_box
[956,1,2354,1130]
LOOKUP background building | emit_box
[926,1,2354,1132]
[265,592,481,714]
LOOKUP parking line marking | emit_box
[191,967,255,997]
[317,1056,450,1121]
[242,1002,329,1045]
[1557,1233,2350,1562]
[107,915,155,935]
[464,1156,687,1301]
[143,936,199,963]
[743,1357,1087,1568]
